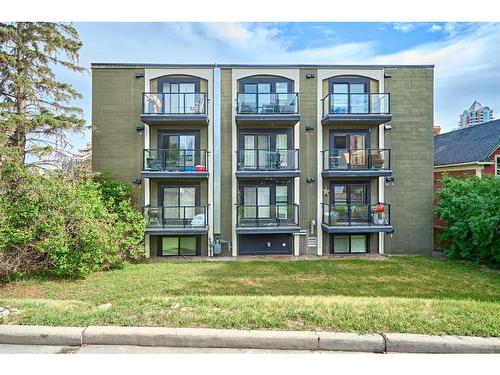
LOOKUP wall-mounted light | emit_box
[132,178,142,185]
[306,177,315,183]
[135,72,145,78]
[384,123,392,131]
[385,176,395,183]
[305,125,314,131]
[136,124,145,132]
[384,73,392,79]
[306,73,315,79]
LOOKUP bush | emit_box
[434,175,500,266]
[0,163,144,281]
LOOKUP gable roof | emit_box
[434,119,500,166]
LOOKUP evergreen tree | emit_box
[0,22,86,167]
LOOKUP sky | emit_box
[62,22,500,152]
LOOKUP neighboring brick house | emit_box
[92,63,434,257]
[433,119,500,249]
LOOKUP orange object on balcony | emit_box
[374,204,385,213]
[195,165,206,172]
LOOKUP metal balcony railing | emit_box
[143,205,209,229]
[143,149,208,173]
[142,92,208,115]
[322,148,390,171]
[321,203,391,227]
[236,149,299,171]
[236,204,299,227]
[236,93,299,114]
[322,93,390,117]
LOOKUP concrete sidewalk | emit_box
[0,325,499,354]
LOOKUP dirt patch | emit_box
[0,282,44,299]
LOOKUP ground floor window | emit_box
[159,236,200,256]
[331,234,368,254]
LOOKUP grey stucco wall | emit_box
[384,67,434,255]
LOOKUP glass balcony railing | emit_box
[143,205,209,229]
[321,203,391,227]
[236,149,299,171]
[322,93,390,117]
[142,92,207,115]
[143,149,208,173]
[322,149,390,171]
[236,204,299,227]
[236,93,299,114]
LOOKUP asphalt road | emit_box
[0,344,371,354]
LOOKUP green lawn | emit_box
[1,257,499,336]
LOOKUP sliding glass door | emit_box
[240,131,290,170]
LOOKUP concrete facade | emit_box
[91,63,434,258]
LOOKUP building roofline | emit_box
[91,62,435,69]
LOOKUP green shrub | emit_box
[0,164,144,280]
[434,175,500,266]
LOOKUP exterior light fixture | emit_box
[305,125,314,131]
[384,123,392,130]
[306,177,315,183]
[384,73,392,79]
[132,178,142,185]
[135,72,145,78]
[136,124,145,132]
[306,73,315,79]
[385,176,395,183]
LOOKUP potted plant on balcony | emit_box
[372,203,387,225]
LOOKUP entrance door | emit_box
[159,132,198,171]
[162,81,196,114]
[330,81,368,114]
[330,131,369,169]
[240,132,290,170]
[331,183,369,224]
[160,185,199,226]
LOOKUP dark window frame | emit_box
[329,181,371,205]
[157,182,201,207]
[329,129,371,150]
[157,129,201,150]
[238,128,293,150]
[238,76,294,93]
[239,180,293,206]
[157,75,201,93]
[329,76,370,94]
[157,235,201,256]
[330,234,369,254]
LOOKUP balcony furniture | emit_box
[148,210,162,226]
[147,95,162,114]
[262,104,275,113]
[190,214,206,227]
[146,158,163,171]
[240,104,254,114]
[370,152,384,169]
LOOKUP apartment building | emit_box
[92,63,434,257]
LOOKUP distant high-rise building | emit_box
[459,100,494,128]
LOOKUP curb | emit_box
[1,325,499,353]
[0,325,83,346]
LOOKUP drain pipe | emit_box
[213,65,221,237]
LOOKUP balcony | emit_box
[321,93,391,126]
[141,92,209,125]
[235,204,300,234]
[144,205,209,235]
[321,203,393,233]
[235,149,300,178]
[321,148,391,177]
[141,149,209,178]
[235,93,300,125]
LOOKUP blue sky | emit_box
[63,22,500,152]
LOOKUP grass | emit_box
[0,257,499,336]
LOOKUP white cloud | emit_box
[393,23,417,33]
[428,24,442,33]
[74,22,500,137]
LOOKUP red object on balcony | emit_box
[195,165,206,172]
[374,204,385,213]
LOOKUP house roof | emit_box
[434,119,500,166]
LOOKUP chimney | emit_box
[433,125,441,135]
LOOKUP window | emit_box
[158,131,199,170]
[496,155,500,177]
[239,131,291,170]
[160,236,198,256]
[329,77,369,114]
[331,234,368,254]
[159,184,200,225]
